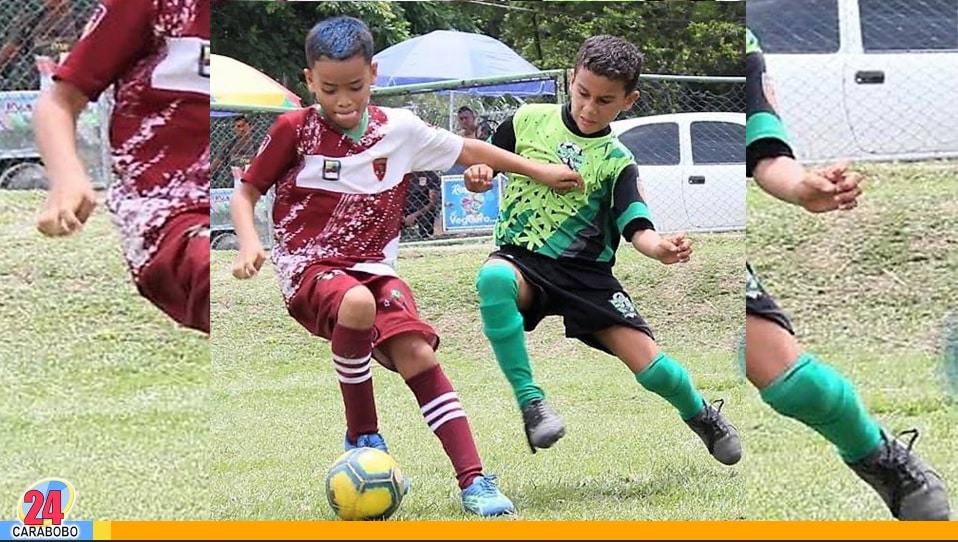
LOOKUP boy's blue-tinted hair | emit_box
[305,16,375,66]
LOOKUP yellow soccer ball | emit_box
[325,447,407,521]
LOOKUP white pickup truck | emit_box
[610,112,746,235]
[746,0,958,163]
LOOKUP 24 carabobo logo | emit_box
[18,478,76,526]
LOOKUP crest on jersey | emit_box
[323,159,341,181]
[556,140,585,172]
[199,43,211,78]
[372,157,388,181]
[81,4,107,39]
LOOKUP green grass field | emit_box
[211,226,746,521]
[744,161,957,520]
[3,158,952,523]
[0,191,209,521]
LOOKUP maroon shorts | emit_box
[287,264,438,367]
[134,209,210,334]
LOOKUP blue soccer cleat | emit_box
[343,432,410,495]
[344,432,389,453]
[460,475,516,517]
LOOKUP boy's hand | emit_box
[534,163,584,194]
[817,162,863,211]
[653,233,692,265]
[36,177,97,237]
[793,162,863,213]
[464,164,494,193]
[232,243,266,280]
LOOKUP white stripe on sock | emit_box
[428,410,466,432]
[338,372,371,384]
[420,391,458,414]
[335,363,370,375]
[423,400,463,425]
[333,354,371,366]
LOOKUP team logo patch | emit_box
[556,140,585,172]
[609,291,637,319]
[323,159,341,181]
[372,157,388,181]
[199,43,211,78]
[81,4,107,39]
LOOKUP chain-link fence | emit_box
[616,74,745,235]
[210,69,745,250]
[747,0,958,164]
[210,107,278,250]
[0,0,112,189]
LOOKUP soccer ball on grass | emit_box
[325,447,407,521]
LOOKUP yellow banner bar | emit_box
[101,521,956,540]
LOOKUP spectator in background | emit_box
[403,170,441,240]
[446,107,480,177]
[456,106,478,139]
[0,0,79,91]
[212,115,258,188]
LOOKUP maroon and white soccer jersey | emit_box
[54,0,210,277]
[243,105,464,302]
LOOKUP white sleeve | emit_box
[401,110,465,172]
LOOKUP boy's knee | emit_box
[376,332,436,379]
[476,262,518,300]
[338,285,377,327]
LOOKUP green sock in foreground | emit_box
[476,264,543,409]
[635,352,706,420]
[760,352,883,463]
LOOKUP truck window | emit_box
[860,0,958,52]
[691,121,745,165]
[619,123,681,166]
[746,0,840,54]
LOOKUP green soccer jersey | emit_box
[493,103,653,265]
[745,27,790,147]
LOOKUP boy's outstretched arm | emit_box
[746,31,862,215]
[457,137,582,193]
[229,115,297,280]
[750,146,863,214]
[230,182,266,280]
[611,163,692,265]
[458,114,583,193]
[33,82,97,237]
[631,229,692,265]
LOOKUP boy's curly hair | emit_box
[574,35,644,93]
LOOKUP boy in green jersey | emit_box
[463,35,742,467]
[745,27,949,521]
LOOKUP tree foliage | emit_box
[211,0,744,103]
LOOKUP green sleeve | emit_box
[745,28,790,146]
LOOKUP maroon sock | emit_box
[405,364,483,489]
[331,323,378,442]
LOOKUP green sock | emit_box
[760,353,883,463]
[476,264,543,409]
[635,352,706,420]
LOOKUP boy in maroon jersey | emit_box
[33,0,210,334]
[231,16,582,517]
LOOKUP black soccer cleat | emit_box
[848,429,951,521]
